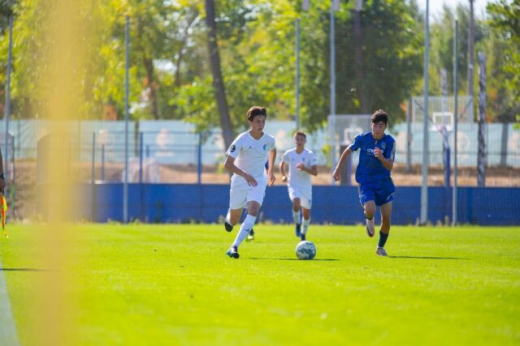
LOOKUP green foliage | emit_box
[335,0,423,124]
[170,75,217,130]
[0,0,517,127]
[487,0,520,122]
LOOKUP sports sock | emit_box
[378,231,389,248]
[302,218,310,235]
[225,210,232,225]
[232,214,257,248]
[292,210,301,225]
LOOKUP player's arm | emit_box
[224,155,257,186]
[377,153,394,171]
[267,148,277,186]
[298,164,318,176]
[332,146,353,181]
[374,146,394,171]
[279,160,288,182]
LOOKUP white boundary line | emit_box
[0,256,20,346]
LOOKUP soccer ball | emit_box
[295,241,316,260]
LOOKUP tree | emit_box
[204,0,234,149]
[334,0,423,123]
[487,0,520,123]
[429,4,486,97]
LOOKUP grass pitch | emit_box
[1,224,519,345]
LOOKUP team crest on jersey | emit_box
[381,142,386,150]
[263,144,267,150]
[230,145,236,152]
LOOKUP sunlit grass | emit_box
[1,224,519,345]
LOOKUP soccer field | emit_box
[1,224,519,345]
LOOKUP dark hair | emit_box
[247,106,267,121]
[371,109,388,125]
[294,131,307,139]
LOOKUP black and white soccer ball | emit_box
[295,241,316,260]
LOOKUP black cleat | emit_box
[300,234,306,241]
[224,221,234,232]
[295,224,301,237]
[246,228,255,242]
[226,246,239,259]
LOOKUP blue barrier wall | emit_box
[67,184,520,226]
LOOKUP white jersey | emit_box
[226,131,276,179]
[282,148,317,191]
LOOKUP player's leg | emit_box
[363,200,376,237]
[246,228,255,241]
[375,177,395,256]
[359,184,376,237]
[376,201,392,256]
[301,207,311,241]
[227,181,266,258]
[231,200,260,249]
[226,180,249,258]
[225,178,248,232]
[225,209,246,258]
[245,186,264,241]
[299,191,312,240]
[288,186,302,237]
[292,198,302,237]
[225,208,242,232]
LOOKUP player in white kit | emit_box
[279,132,317,241]
[224,106,276,259]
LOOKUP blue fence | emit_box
[43,184,520,226]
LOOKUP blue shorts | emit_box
[358,176,395,207]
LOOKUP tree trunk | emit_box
[352,2,370,114]
[143,55,158,120]
[204,0,234,150]
[477,52,486,187]
[137,16,159,120]
[468,0,475,98]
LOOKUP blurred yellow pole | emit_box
[35,0,88,344]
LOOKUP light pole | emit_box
[420,0,430,225]
[123,16,130,224]
[295,18,300,131]
[4,16,13,195]
[452,19,459,226]
[330,0,339,182]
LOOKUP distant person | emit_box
[223,106,276,259]
[279,131,317,241]
[332,109,396,257]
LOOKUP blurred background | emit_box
[0,0,518,224]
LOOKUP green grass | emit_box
[1,224,520,345]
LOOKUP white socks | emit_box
[302,218,310,235]
[292,210,301,225]
[225,210,232,225]
[232,214,257,248]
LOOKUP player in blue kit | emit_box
[332,109,396,256]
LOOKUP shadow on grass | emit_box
[248,258,340,261]
[390,256,467,260]
[0,268,52,272]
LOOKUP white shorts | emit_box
[229,174,267,210]
[288,185,312,209]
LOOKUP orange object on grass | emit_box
[1,194,8,238]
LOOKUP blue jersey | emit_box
[350,132,396,185]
